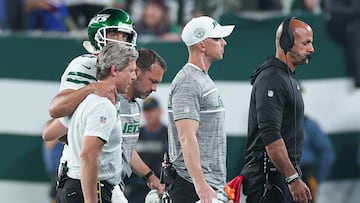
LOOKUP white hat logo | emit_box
[194,28,205,38]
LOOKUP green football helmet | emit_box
[87,8,137,52]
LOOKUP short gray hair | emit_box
[96,43,138,80]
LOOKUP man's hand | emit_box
[58,134,68,144]
[194,180,217,203]
[147,175,165,196]
[91,82,118,104]
[50,82,117,118]
[288,179,312,203]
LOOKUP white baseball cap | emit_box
[181,16,235,46]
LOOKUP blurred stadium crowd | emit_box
[3,0,359,87]
[0,0,321,41]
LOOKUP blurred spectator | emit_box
[258,0,281,10]
[324,0,360,88]
[302,0,321,12]
[42,140,64,203]
[192,0,243,19]
[301,115,335,203]
[192,0,224,20]
[112,0,131,11]
[124,97,168,203]
[292,0,321,13]
[65,0,112,29]
[24,0,69,32]
[0,0,6,29]
[136,0,180,42]
[6,0,26,31]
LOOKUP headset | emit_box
[279,17,297,54]
[260,17,305,203]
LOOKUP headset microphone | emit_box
[289,50,311,60]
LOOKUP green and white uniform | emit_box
[118,94,141,180]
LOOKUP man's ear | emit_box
[135,66,142,76]
[110,65,117,76]
[198,41,206,52]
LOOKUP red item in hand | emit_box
[225,175,244,203]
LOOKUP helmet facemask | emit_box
[95,25,137,50]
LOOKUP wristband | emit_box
[285,172,299,184]
[142,170,155,182]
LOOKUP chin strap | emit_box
[83,41,100,54]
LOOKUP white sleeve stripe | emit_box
[202,88,217,97]
[119,113,141,117]
[168,109,225,113]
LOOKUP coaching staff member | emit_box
[167,16,234,203]
[241,18,314,203]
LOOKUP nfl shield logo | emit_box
[100,116,107,124]
[267,90,274,97]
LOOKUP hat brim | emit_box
[208,25,235,39]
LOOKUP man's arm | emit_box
[175,119,217,203]
[49,83,117,118]
[266,139,298,177]
[42,118,67,141]
[80,136,103,203]
[130,149,164,194]
[266,139,312,203]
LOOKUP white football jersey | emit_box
[60,54,97,91]
[58,54,98,173]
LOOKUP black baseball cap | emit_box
[143,97,160,111]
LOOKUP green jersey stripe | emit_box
[68,72,97,81]
[66,78,90,85]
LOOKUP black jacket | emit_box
[242,56,304,173]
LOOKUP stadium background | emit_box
[0,13,359,202]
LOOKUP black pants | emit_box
[169,175,199,203]
[56,177,113,203]
[244,172,295,203]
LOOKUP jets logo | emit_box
[194,28,205,38]
[212,21,218,29]
[216,96,224,108]
[91,14,110,24]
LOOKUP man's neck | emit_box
[124,89,135,101]
[275,52,295,72]
[188,53,211,73]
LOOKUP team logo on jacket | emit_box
[183,106,190,113]
[267,90,274,97]
[100,116,107,124]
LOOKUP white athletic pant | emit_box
[111,185,128,203]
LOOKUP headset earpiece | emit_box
[279,17,297,54]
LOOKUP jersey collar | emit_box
[186,63,206,73]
